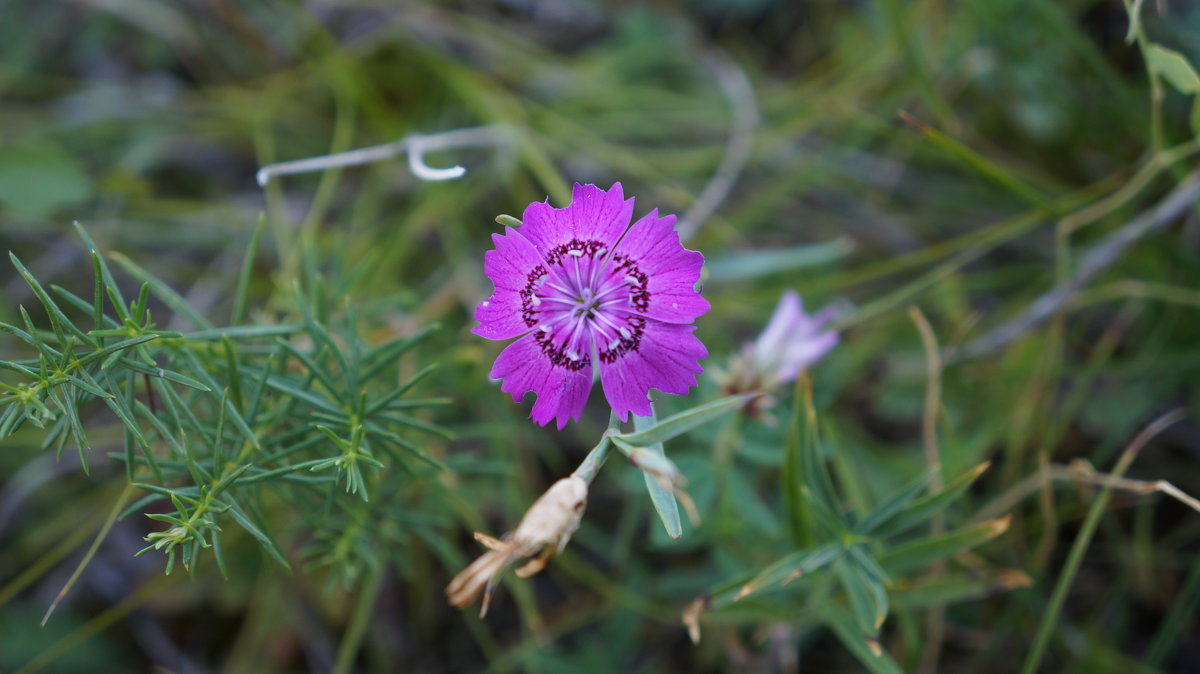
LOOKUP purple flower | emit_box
[474,183,709,429]
[724,291,838,396]
[750,290,838,384]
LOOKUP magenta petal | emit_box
[598,317,707,421]
[473,228,555,341]
[606,210,709,324]
[490,330,594,429]
[520,183,634,256]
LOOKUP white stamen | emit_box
[619,327,632,339]
[607,338,621,350]
[568,249,584,257]
[530,295,541,306]
[540,325,552,333]
[536,274,548,286]
[596,247,607,255]
[567,350,580,361]
[624,275,639,285]
[481,301,489,307]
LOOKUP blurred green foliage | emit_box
[2,0,1200,672]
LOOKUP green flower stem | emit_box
[572,435,612,485]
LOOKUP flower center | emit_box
[573,288,602,320]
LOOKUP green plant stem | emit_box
[0,509,106,608]
[17,575,171,674]
[332,564,383,674]
[571,435,612,485]
[1122,0,1165,152]
[39,482,135,626]
[1020,409,1187,674]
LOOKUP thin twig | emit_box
[677,51,758,241]
[958,170,1200,359]
[255,124,510,187]
[973,457,1200,524]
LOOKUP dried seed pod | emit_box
[445,476,589,616]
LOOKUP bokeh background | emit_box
[2,0,1200,672]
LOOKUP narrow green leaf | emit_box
[211,529,229,579]
[277,339,343,404]
[864,461,991,538]
[63,373,112,399]
[18,306,55,369]
[130,482,200,504]
[100,390,154,469]
[243,353,275,425]
[0,320,59,358]
[104,285,129,323]
[798,373,839,512]
[50,285,120,330]
[90,250,105,332]
[119,492,166,520]
[183,324,303,341]
[62,391,91,474]
[855,470,934,534]
[613,393,757,446]
[211,463,253,496]
[75,336,159,367]
[821,602,902,674]
[235,459,331,485]
[631,410,681,539]
[783,376,814,547]
[177,349,259,450]
[361,423,446,471]
[877,516,1012,575]
[133,399,185,458]
[364,364,437,416]
[849,549,889,630]
[705,238,854,282]
[904,113,1053,209]
[889,570,1032,609]
[377,412,454,440]
[116,357,210,392]
[132,282,150,327]
[0,404,24,437]
[222,336,244,413]
[10,252,95,347]
[72,223,127,315]
[231,214,265,326]
[714,543,842,607]
[225,498,291,569]
[848,545,890,586]
[297,292,351,393]
[803,486,849,536]
[110,252,214,329]
[258,373,342,415]
[837,559,883,636]
[610,436,680,481]
[360,325,436,381]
